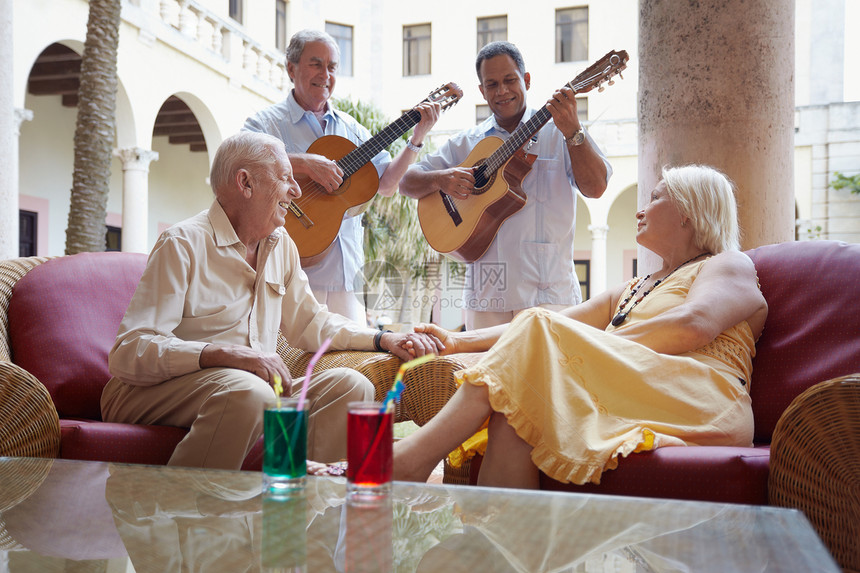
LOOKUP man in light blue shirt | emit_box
[400,41,612,329]
[244,29,440,324]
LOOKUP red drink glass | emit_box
[347,401,393,498]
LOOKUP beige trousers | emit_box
[101,367,373,469]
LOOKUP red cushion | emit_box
[8,252,147,419]
[538,446,771,505]
[59,419,186,465]
[746,241,860,442]
[59,419,264,470]
[471,446,771,505]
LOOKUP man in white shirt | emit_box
[244,29,440,324]
[101,131,439,470]
[400,41,612,329]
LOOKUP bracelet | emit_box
[374,329,393,352]
[406,139,423,153]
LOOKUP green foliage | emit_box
[831,171,860,195]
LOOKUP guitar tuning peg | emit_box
[608,79,615,85]
[598,85,605,92]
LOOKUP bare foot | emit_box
[307,460,348,476]
[307,460,328,476]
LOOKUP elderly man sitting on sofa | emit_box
[101,131,440,470]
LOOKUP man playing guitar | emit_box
[244,29,441,324]
[400,41,613,329]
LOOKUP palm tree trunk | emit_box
[65,0,122,254]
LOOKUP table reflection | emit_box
[0,458,839,573]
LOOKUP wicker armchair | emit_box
[769,373,860,573]
[0,257,60,459]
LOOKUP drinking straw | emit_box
[354,354,437,482]
[270,338,331,478]
[380,353,436,413]
[298,337,332,411]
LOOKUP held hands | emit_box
[380,329,446,360]
[546,85,581,140]
[406,323,461,356]
[411,101,442,144]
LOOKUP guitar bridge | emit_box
[440,191,462,226]
[288,203,313,229]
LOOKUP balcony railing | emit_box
[125,0,287,100]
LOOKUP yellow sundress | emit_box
[449,260,757,485]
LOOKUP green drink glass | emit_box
[263,397,308,496]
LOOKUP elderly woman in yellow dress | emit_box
[394,164,768,489]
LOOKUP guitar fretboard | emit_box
[474,50,626,187]
[336,109,422,177]
[479,108,552,184]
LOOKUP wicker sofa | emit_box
[0,251,458,472]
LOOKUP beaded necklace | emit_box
[610,253,710,327]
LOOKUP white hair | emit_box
[661,164,740,253]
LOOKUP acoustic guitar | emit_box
[417,50,629,263]
[284,82,463,266]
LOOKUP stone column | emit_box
[0,0,15,259]
[638,0,795,271]
[587,223,609,296]
[114,147,159,253]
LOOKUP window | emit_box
[476,104,491,124]
[19,210,37,257]
[575,259,590,301]
[556,7,588,63]
[106,225,122,252]
[403,24,431,76]
[229,0,243,25]
[325,22,353,76]
[576,96,588,122]
[276,0,288,53]
[477,16,507,51]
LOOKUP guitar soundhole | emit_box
[472,162,494,195]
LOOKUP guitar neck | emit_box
[483,107,552,175]
[337,108,422,177]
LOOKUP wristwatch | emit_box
[406,138,424,153]
[565,128,585,147]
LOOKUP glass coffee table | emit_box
[0,457,839,572]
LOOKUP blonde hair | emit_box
[209,132,282,196]
[661,164,740,253]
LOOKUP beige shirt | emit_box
[108,201,375,386]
